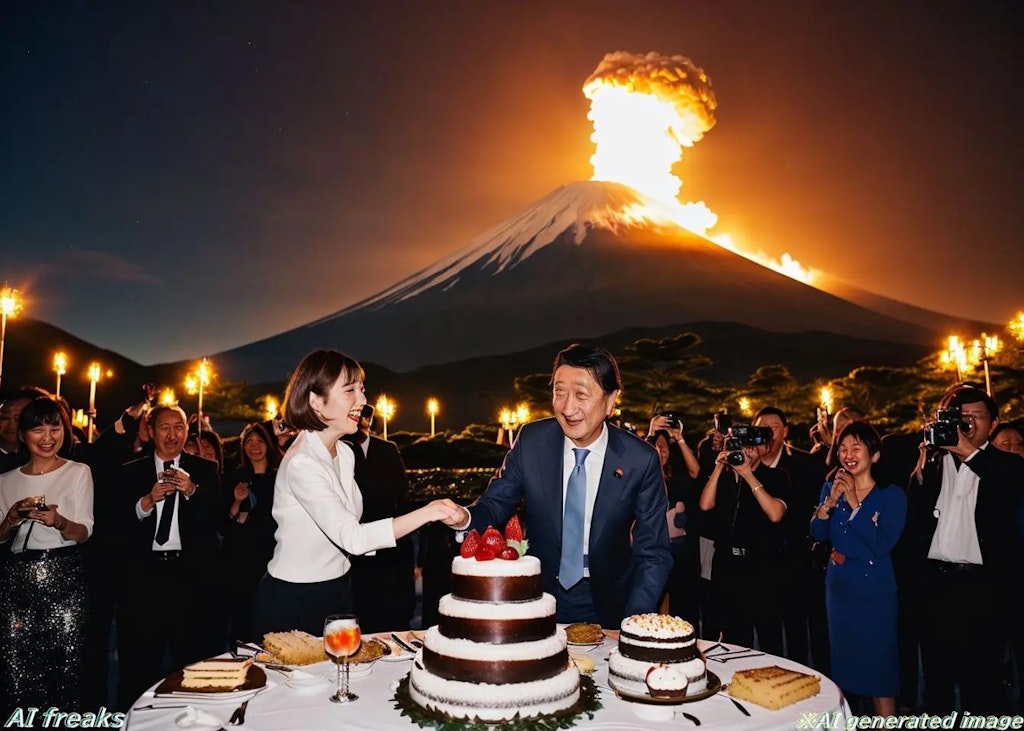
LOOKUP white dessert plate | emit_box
[608,670,721,705]
[154,666,268,699]
[285,669,331,694]
[566,640,604,650]
[174,707,227,731]
[370,635,415,662]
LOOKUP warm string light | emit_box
[939,333,1002,394]
[86,362,102,443]
[185,357,214,433]
[264,395,279,422]
[426,398,439,437]
[375,395,396,439]
[0,283,24,392]
[53,352,68,398]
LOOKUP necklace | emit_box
[32,459,62,475]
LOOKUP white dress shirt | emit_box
[561,424,609,578]
[267,430,395,583]
[135,454,186,550]
[928,447,985,564]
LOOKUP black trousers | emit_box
[920,562,1009,713]
[251,572,353,638]
[117,555,220,709]
[779,545,831,675]
[709,550,784,656]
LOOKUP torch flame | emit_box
[584,50,815,285]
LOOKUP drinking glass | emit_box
[324,614,361,703]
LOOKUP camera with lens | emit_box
[923,405,969,447]
[723,425,774,466]
[658,411,684,430]
[724,436,746,465]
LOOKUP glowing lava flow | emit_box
[584,51,816,285]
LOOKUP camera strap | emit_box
[17,521,35,553]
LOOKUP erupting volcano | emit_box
[212,50,959,381]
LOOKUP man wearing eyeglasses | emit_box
[905,385,1024,713]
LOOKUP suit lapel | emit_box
[543,424,567,546]
[589,427,625,550]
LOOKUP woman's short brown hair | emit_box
[283,350,364,432]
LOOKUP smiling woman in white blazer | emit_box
[252,350,463,638]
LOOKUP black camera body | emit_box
[724,436,746,465]
[658,411,684,430]
[714,412,732,434]
[723,425,774,466]
[728,424,774,446]
[923,405,969,447]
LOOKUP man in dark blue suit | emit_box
[453,344,672,628]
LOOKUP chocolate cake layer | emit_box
[422,647,568,684]
[620,629,696,645]
[451,573,542,603]
[619,640,701,664]
[438,615,556,644]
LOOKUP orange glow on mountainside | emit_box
[584,51,816,285]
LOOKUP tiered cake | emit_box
[409,524,581,723]
[608,614,707,697]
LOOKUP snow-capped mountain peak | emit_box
[313,181,680,324]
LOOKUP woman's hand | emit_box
[30,503,61,528]
[830,468,854,505]
[4,500,29,527]
[233,482,251,502]
[426,499,465,526]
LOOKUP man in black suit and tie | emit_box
[754,406,830,674]
[905,386,1024,713]
[452,344,672,628]
[342,404,416,632]
[115,405,222,708]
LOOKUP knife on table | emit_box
[391,633,418,653]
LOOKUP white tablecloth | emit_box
[125,637,849,731]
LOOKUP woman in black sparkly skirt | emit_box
[0,397,94,712]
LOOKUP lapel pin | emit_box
[614,468,624,479]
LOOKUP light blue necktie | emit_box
[559,448,590,589]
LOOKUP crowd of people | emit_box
[1,343,1023,718]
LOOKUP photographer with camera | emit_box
[648,412,701,624]
[754,407,832,675]
[698,420,788,655]
[904,385,1024,713]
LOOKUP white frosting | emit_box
[647,664,688,691]
[424,625,566,661]
[452,555,540,577]
[620,635,695,651]
[609,648,707,693]
[409,663,580,723]
[620,613,695,639]
[439,593,555,620]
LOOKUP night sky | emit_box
[2,1,1021,366]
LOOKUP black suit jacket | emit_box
[120,452,222,576]
[344,434,414,564]
[467,419,672,628]
[905,444,1024,588]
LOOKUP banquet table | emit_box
[124,634,849,731]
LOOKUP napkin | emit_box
[175,706,224,730]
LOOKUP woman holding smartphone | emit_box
[0,396,94,711]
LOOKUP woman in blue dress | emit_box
[811,421,906,717]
